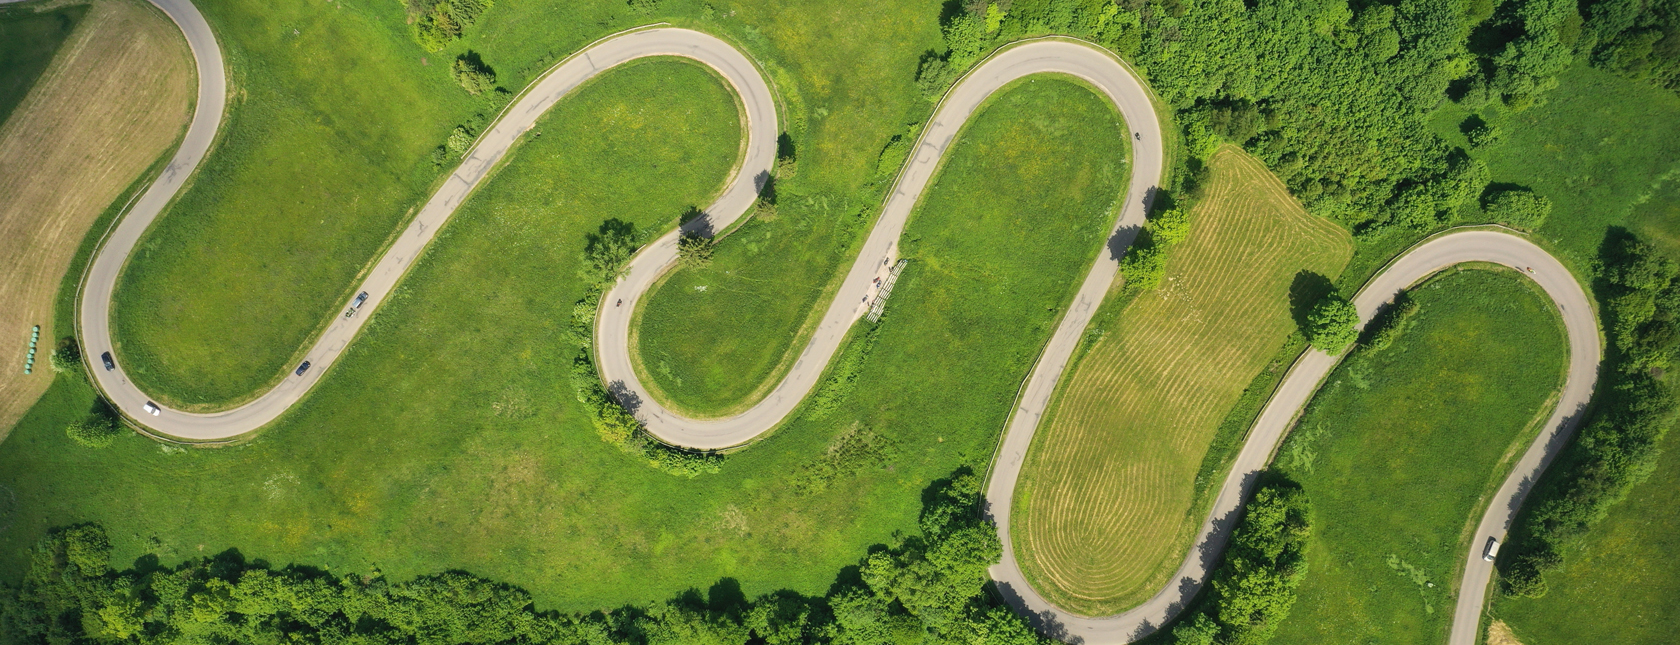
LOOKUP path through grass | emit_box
[1269,268,1567,645]
[1011,146,1352,615]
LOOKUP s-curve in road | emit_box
[986,229,1598,644]
[595,39,1165,450]
[80,25,778,439]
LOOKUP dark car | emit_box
[101,352,115,371]
[295,361,312,376]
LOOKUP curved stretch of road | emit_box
[78,6,1598,644]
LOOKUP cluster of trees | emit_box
[1482,188,1552,230]
[566,220,723,478]
[1171,477,1313,645]
[0,471,1052,645]
[1503,233,1679,596]
[1304,291,1360,353]
[1581,0,1680,93]
[912,0,1594,236]
[1119,207,1191,293]
[402,0,494,52]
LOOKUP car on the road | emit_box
[101,352,115,371]
[1483,537,1500,562]
[345,291,369,317]
[142,401,160,416]
[295,361,312,376]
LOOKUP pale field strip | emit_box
[0,0,191,438]
[1014,147,1351,615]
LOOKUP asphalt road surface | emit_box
[74,8,1599,643]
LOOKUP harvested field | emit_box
[1012,146,1352,615]
[0,0,193,439]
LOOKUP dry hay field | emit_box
[0,0,192,438]
[1012,146,1353,615]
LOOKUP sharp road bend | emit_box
[79,4,1600,643]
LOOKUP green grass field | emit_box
[1430,63,1680,266]
[0,3,86,126]
[0,69,1118,612]
[1011,147,1351,615]
[1269,268,1567,645]
[1488,417,1680,645]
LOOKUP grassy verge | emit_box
[0,2,84,125]
[1010,146,1351,615]
[1268,268,1567,644]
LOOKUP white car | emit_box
[142,401,161,416]
[1483,537,1501,562]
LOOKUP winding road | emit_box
[73,3,1599,643]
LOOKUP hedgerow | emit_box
[566,220,723,478]
[1502,232,1680,597]
[0,470,1048,645]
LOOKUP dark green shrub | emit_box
[1305,292,1359,353]
[677,232,714,268]
[65,414,120,448]
[451,57,495,95]
[1483,189,1552,230]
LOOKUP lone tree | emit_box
[580,219,639,288]
[451,55,496,95]
[50,337,81,375]
[1483,189,1552,231]
[66,413,121,448]
[1306,292,1360,353]
[677,232,714,268]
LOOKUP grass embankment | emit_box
[0,2,84,125]
[0,0,191,438]
[1010,146,1351,615]
[1268,269,1567,644]
[0,67,1120,612]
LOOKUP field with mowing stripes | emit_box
[1012,146,1352,615]
[0,0,191,439]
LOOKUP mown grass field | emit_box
[1269,268,1567,645]
[106,0,942,410]
[1011,146,1351,615]
[0,0,191,438]
[0,2,84,125]
[632,75,1129,416]
[1488,418,1680,645]
[0,67,1117,612]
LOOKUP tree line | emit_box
[0,466,1313,645]
[1502,231,1680,596]
[0,470,1028,645]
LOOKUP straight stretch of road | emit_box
[77,7,1598,643]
